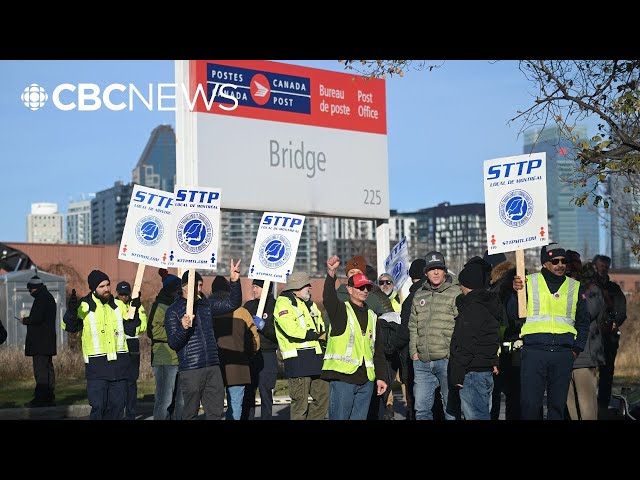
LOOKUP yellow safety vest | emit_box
[390,293,401,313]
[521,273,579,338]
[65,294,129,363]
[274,295,325,359]
[322,302,377,381]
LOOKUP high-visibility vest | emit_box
[74,294,129,363]
[115,298,147,339]
[521,273,579,338]
[322,302,377,381]
[274,295,325,359]
[390,293,401,313]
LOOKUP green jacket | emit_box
[409,273,460,361]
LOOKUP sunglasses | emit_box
[550,258,567,265]
[353,284,373,292]
[378,280,393,286]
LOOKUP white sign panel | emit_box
[484,153,549,254]
[176,60,389,219]
[248,212,306,284]
[118,185,173,268]
[384,236,410,291]
[168,185,222,270]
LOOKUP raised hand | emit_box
[327,255,340,276]
[230,259,241,282]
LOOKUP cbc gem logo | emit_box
[176,212,213,254]
[135,216,163,246]
[499,189,534,228]
[21,84,48,111]
[259,234,291,269]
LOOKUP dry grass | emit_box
[0,334,154,382]
[615,296,640,381]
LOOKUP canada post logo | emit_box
[499,189,534,228]
[258,234,292,269]
[136,216,164,246]
[176,212,213,254]
[210,64,311,114]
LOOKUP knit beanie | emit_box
[27,275,43,290]
[211,275,230,293]
[88,270,110,291]
[181,270,203,286]
[540,243,567,266]
[458,263,487,290]
[408,259,427,280]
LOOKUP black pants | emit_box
[598,332,620,409]
[32,355,55,404]
[491,352,521,420]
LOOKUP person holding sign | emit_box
[164,260,243,420]
[62,270,143,420]
[509,243,590,420]
[274,271,329,420]
[114,281,148,420]
[322,255,388,420]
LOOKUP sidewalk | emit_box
[0,397,295,420]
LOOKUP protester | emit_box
[322,255,388,420]
[114,280,148,420]
[274,270,329,420]
[510,243,590,420]
[62,270,142,420]
[165,261,242,420]
[243,278,279,420]
[20,274,57,408]
[449,259,501,420]
[148,274,184,420]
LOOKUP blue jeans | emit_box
[328,380,374,420]
[225,385,246,420]
[153,365,184,420]
[459,371,493,420]
[413,358,455,420]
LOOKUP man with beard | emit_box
[62,270,142,420]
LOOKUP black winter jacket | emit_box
[24,285,57,356]
[449,289,501,386]
[244,295,278,351]
[165,280,242,372]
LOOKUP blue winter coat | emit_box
[165,280,242,372]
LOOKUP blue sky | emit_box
[0,60,592,243]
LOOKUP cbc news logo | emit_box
[19,82,239,112]
[21,84,48,111]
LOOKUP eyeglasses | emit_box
[378,280,393,286]
[550,258,567,265]
[353,284,373,292]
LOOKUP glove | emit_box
[304,330,321,341]
[131,296,141,309]
[67,289,79,317]
[252,315,265,330]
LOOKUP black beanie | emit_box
[409,259,427,280]
[181,270,203,286]
[458,263,487,290]
[88,270,110,291]
[27,275,44,290]
[540,243,567,266]
[211,275,230,293]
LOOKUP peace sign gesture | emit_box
[230,259,242,282]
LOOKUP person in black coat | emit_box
[20,274,57,407]
[0,318,7,344]
[243,279,279,420]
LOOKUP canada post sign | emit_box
[181,60,390,219]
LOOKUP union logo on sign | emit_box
[176,212,213,254]
[259,234,291,269]
[136,215,163,246]
[499,189,534,228]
